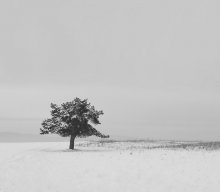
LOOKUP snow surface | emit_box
[0,141,220,192]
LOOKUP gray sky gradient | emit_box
[0,0,220,140]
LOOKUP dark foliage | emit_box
[40,98,109,148]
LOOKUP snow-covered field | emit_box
[0,140,220,192]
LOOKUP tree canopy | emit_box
[40,98,109,149]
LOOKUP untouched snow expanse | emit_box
[0,140,220,192]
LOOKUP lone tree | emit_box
[40,98,109,149]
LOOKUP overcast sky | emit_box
[0,0,220,140]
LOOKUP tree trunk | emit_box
[69,134,76,150]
